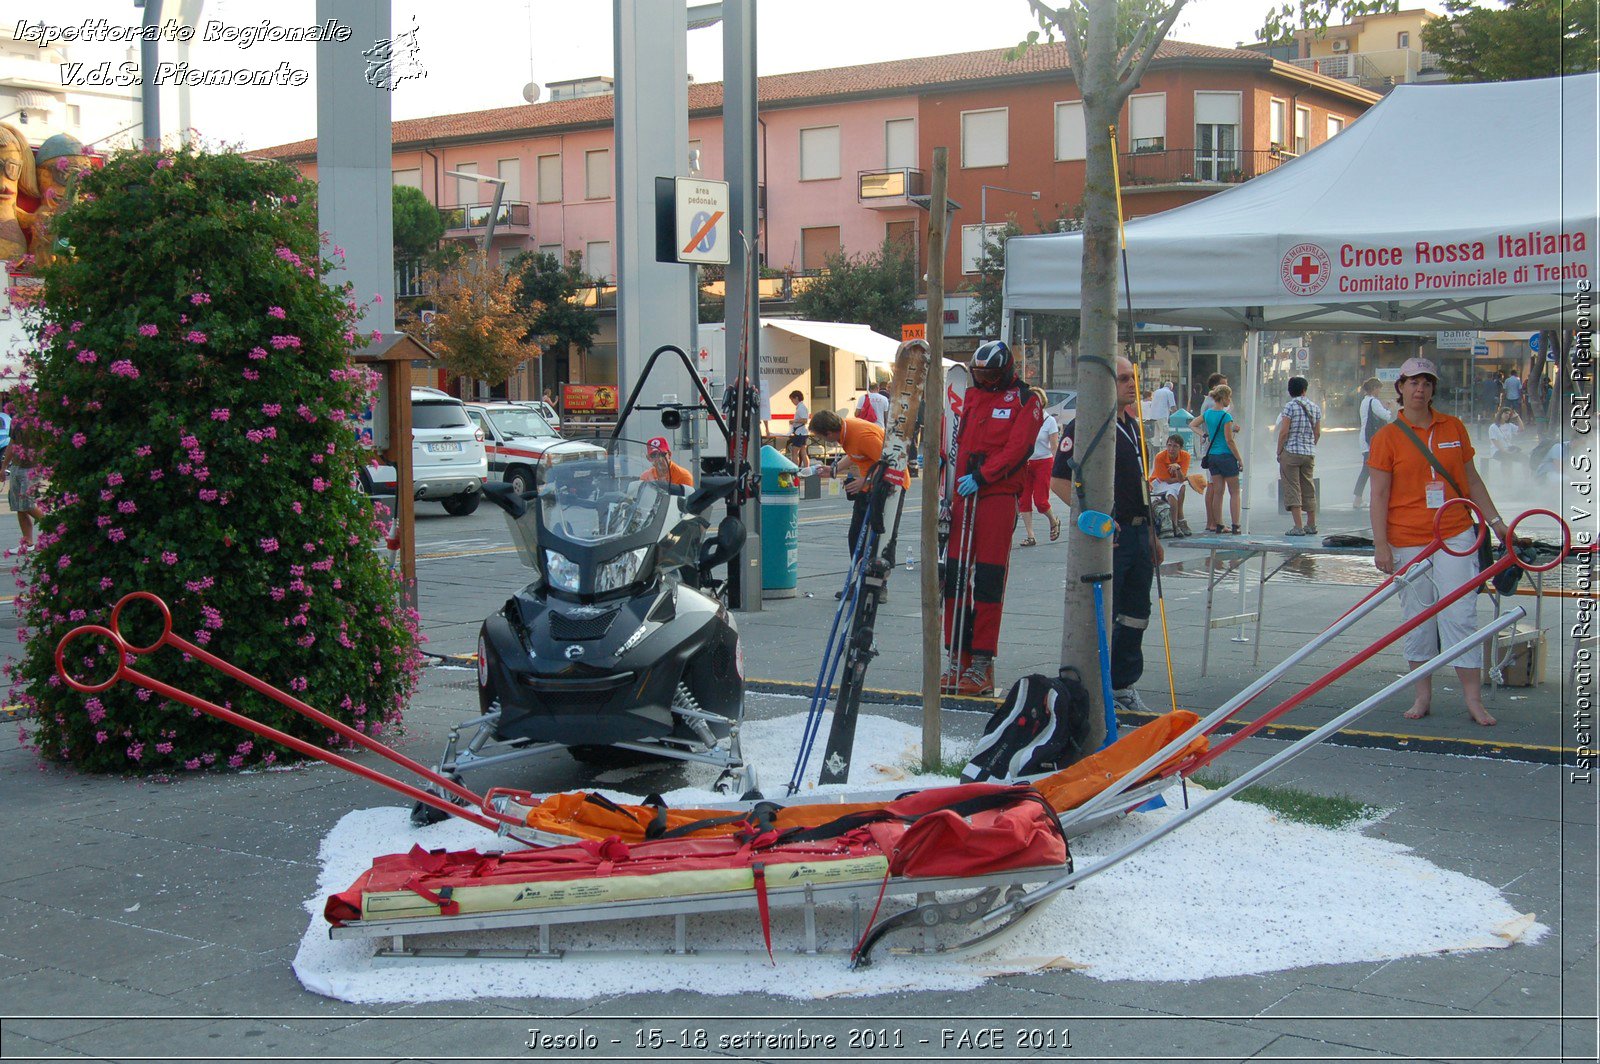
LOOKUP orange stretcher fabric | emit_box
[517,710,1207,842]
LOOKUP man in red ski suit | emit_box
[942,340,1044,695]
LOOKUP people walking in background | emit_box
[1502,369,1524,421]
[1148,434,1192,537]
[1193,384,1242,534]
[1019,393,1061,547]
[1194,372,1228,457]
[1367,356,1508,727]
[1147,378,1177,444]
[1353,377,1393,510]
[1275,376,1322,536]
[941,340,1043,695]
[1486,407,1524,477]
[786,389,810,468]
[856,383,889,425]
[2,421,43,552]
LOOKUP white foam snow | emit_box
[291,713,1543,1002]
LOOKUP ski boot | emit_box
[957,655,995,697]
[939,651,971,692]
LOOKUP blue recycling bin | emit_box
[760,445,799,598]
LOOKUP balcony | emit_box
[1289,48,1445,91]
[1118,148,1290,190]
[438,200,532,237]
[857,167,926,210]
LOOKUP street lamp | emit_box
[979,183,1040,231]
[443,170,507,254]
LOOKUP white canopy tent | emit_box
[1003,74,1598,333]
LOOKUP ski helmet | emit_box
[970,340,1013,388]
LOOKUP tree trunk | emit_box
[1059,0,1123,749]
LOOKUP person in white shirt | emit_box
[856,386,890,425]
[1486,408,1523,476]
[786,389,810,469]
[1352,376,1393,509]
[1150,380,1177,423]
[1019,401,1061,546]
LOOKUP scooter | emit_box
[412,348,755,825]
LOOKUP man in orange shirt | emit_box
[809,409,887,589]
[1368,357,1509,727]
[641,436,695,488]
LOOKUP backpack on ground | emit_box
[961,670,1094,783]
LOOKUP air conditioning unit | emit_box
[1331,39,1350,52]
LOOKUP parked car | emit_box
[464,401,604,494]
[411,388,489,516]
[515,399,562,432]
[1043,388,1077,430]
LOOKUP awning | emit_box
[761,319,901,364]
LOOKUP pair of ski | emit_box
[788,339,930,792]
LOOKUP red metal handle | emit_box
[1435,496,1486,557]
[54,591,503,828]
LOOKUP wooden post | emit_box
[921,148,949,773]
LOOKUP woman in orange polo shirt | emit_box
[1367,357,1510,727]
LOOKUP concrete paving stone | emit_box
[1473,969,1569,1016]
[166,946,385,1031]
[58,1015,378,1061]
[1517,1019,1600,1062]
[1249,1031,1398,1059]
[0,901,229,985]
[0,965,191,1040]
[1256,983,1550,1058]
[0,1031,94,1060]
[1349,955,1550,1012]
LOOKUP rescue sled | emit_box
[53,503,1568,964]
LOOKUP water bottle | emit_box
[905,548,916,571]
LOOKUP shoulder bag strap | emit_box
[1392,417,1466,499]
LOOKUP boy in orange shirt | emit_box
[1148,434,1192,537]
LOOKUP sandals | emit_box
[1020,537,1038,548]
[1048,514,1062,542]
[1228,525,1242,535]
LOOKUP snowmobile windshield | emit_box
[524,439,677,597]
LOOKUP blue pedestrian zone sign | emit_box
[1528,332,1543,353]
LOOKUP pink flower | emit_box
[258,537,279,553]
[248,346,268,361]
[106,472,123,486]
[155,742,173,755]
[261,403,282,417]
[185,330,207,344]
[137,323,159,337]
[269,335,301,350]
[107,360,139,379]
[75,350,98,364]
[70,433,86,448]
[189,293,211,305]
[95,730,108,744]
[227,754,244,769]
[135,445,152,457]
[160,551,177,565]
[209,408,231,422]
[267,306,286,319]
[156,158,173,170]
[184,758,201,771]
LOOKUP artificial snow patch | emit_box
[291,713,1544,1003]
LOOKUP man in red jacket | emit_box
[943,340,1044,695]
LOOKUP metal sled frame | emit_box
[327,865,1061,963]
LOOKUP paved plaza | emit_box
[0,428,1593,1063]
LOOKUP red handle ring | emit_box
[109,591,173,655]
[55,624,129,694]
[1434,496,1486,558]
[1507,509,1570,573]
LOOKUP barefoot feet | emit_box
[1466,704,1497,726]
[1402,703,1431,720]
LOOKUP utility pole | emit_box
[920,147,949,772]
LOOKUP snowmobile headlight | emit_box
[544,549,582,593]
[595,547,648,593]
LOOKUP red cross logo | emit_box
[1281,243,1332,296]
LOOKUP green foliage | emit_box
[1257,0,1397,47]
[1189,771,1383,829]
[1422,0,1597,81]
[11,146,423,774]
[971,206,1083,352]
[392,184,445,259]
[791,239,919,339]
[511,251,601,360]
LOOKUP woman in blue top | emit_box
[1191,384,1242,533]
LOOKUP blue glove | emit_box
[956,474,979,497]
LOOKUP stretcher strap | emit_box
[849,865,895,966]
[402,878,460,916]
[752,862,774,964]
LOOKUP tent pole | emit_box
[1242,331,1261,535]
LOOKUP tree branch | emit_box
[1115,20,1154,81]
[1022,0,1088,82]
[1113,0,1189,107]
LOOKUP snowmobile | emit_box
[413,347,757,824]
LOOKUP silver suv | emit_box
[411,388,488,516]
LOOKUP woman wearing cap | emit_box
[1367,357,1508,727]
[641,436,694,487]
